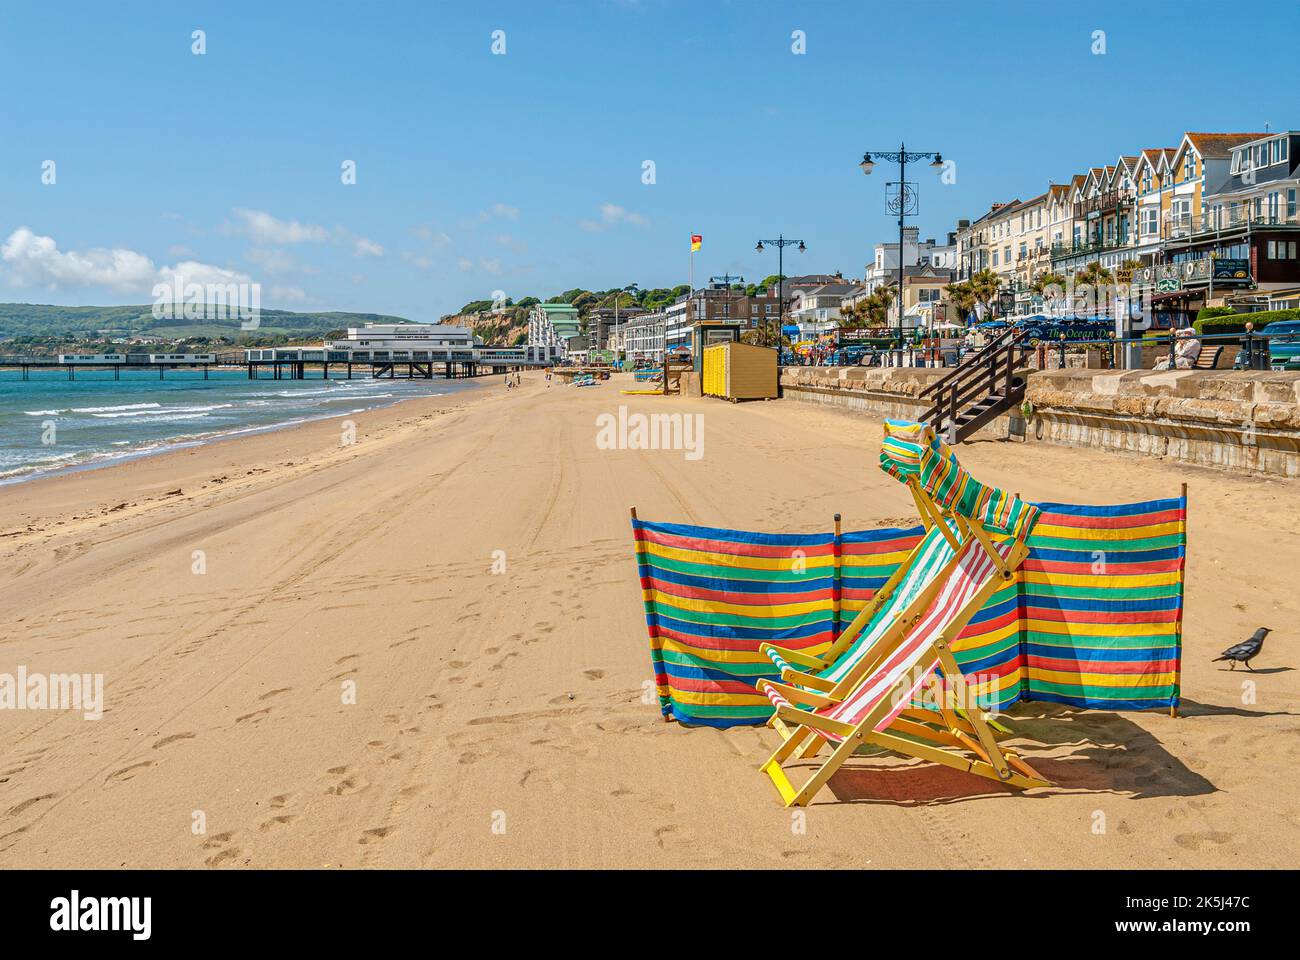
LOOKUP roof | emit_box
[539,302,579,313]
[1182,131,1269,160]
[798,282,858,297]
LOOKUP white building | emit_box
[624,310,667,362]
[787,281,859,341]
[865,227,957,293]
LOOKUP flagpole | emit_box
[689,231,694,294]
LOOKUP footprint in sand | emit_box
[235,708,271,725]
[1174,831,1233,851]
[258,687,292,701]
[259,814,298,832]
[358,826,394,845]
[6,793,55,817]
[334,654,360,665]
[106,761,153,783]
[582,669,605,680]
[152,732,196,750]
[324,766,369,797]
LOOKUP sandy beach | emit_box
[1,372,1297,869]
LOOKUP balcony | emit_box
[1050,237,1131,261]
[1195,207,1300,235]
[1073,190,1130,220]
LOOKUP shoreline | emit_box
[0,376,485,489]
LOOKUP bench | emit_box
[1193,345,1223,370]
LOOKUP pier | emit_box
[0,349,551,384]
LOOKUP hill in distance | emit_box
[0,302,413,344]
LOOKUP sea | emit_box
[0,367,475,485]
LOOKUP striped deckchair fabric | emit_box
[633,519,917,727]
[1016,498,1186,711]
[879,419,1039,542]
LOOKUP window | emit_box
[1289,189,1298,219]
[1269,192,1280,223]
[1018,242,1027,261]
[992,250,999,267]
[1143,208,1158,235]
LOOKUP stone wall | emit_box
[779,366,1300,477]
[1024,369,1300,477]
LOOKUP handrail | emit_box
[918,326,1022,399]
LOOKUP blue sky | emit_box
[1,0,1297,320]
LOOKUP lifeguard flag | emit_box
[690,234,702,252]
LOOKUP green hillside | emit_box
[0,303,412,342]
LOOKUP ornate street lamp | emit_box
[755,235,805,352]
[859,143,947,365]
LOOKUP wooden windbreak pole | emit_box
[629,506,671,722]
[1172,482,1188,718]
[832,513,843,642]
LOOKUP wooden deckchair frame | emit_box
[758,537,1051,806]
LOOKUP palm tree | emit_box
[963,269,1001,318]
[944,280,976,323]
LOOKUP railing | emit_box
[1196,207,1300,233]
[915,326,1032,440]
[1074,191,1130,220]
[1050,237,1131,259]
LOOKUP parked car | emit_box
[1266,320,1300,370]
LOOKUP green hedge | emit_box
[1193,309,1300,336]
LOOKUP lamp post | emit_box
[860,144,946,366]
[755,235,805,352]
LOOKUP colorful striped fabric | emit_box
[633,497,1186,725]
[1015,498,1186,711]
[633,518,910,727]
[879,420,1039,542]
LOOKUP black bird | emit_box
[1213,628,1271,671]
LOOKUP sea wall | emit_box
[1024,369,1300,477]
[778,366,1300,477]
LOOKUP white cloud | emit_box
[402,251,435,271]
[579,202,648,233]
[2,227,159,293]
[412,225,454,248]
[457,257,474,272]
[157,260,253,289]
[478,202,519,222]
[0,227,277,306]
[233,208,330,245]
[353,237,384,258]
[270,285,307,304]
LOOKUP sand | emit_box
[1,371,1297,869]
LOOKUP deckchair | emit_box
[758,421,970,693]
[756,418,1050,804]
[759,420,1033,734]
[758,534,1051,806]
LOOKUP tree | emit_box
[967,269,1002,317]
[944,281,976,322]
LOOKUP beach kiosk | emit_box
[702,340,778,401]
